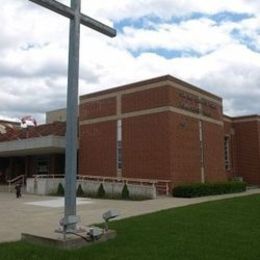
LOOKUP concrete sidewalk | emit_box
[0,188,260,243]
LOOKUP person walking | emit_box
[15,183,22,198]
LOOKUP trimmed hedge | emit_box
[121,184,130,200]
[172,181,246,198]
[76,184,85,197]
[97,183,106,198]
[56,183,65,196]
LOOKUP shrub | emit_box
[57,183,65,196]
[76,184,85,197]
[172,181,246,198]
[121,184,130,200]
[97,183,105,198]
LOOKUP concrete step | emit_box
[247,185,259,190]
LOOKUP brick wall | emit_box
[122,112,171,180]
[169,113,201,185]
[233,120,260,184]
[122,85,169,113]
[203,121,227,182]
[79,121,117,177]
[78,76,230,185]
[80,97,116,120]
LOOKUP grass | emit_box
[1,194,260,259]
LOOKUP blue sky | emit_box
[0,0,259,123]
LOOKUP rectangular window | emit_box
[117,140,122,170]
[117,120,122,171]
[37,156,49,174]
[224,136,231,171]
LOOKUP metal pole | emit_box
[64,0,81,232]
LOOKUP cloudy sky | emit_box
[0,0,259,123]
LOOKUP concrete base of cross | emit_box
[21,229,116,250]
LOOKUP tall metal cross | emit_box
[28,0,116,232]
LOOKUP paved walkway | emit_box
[0,188,260,243]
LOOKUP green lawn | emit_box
[1,194,260,260]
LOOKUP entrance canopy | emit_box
[0,135,66,157]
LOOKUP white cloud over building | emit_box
[0,0,259,122]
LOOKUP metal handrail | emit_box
[78,174,171,185]
[33,174,65,179]
[32,174,172,195]
[7,175,25,192]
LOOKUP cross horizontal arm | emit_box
[80,13,116,37]
[29,0,116,38]
[29,0,74,19]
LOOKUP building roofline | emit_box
[224,114,260,120]
[46,108,66,114]
[223,114,232,119]
[223,114,260,124]
[0,120,20,125]
[232,114,260,120]
[80,75,222,101]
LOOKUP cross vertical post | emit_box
[27,0,116,233]
[64,0,81,232]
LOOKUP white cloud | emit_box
[0,0,259,123]
[84,0,260,21]
[116,18,235,54]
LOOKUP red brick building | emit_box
[79,75,260,186]
[224,114,260,185]
[0,75,260,186]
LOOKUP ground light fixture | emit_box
[103,209,120,231]
[57,209,120,241]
